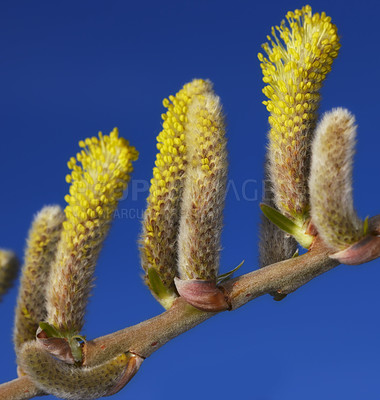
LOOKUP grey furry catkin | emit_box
[18,341,142,400]
[309,108,365,250]
[177,92,227,281]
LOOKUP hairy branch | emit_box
[0,236,340,400]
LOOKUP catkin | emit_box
[310,108,364,250]
[14,206,64,351]
[259,5,340,223]
[140,79,214,305]
[177,93,227,281]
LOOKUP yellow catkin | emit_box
[14,206,65,351]
[140,79,213,306]
[18,341,135,400]
[46,128,138,334]
[0,249,19,302]
[310,108,364,250]
[177,93,227,280]
[258,5,340,224]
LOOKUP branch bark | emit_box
[0,376,44,400]
[0,239,339,400]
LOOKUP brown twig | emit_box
[0,238,339,400]
[0,376,44,400]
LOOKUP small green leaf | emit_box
[148,268,168,298]
[148,268,176,309]
[217,260,245,284]
[260,203,301,235]
[260,203,313,248]
[39,322,64,338]
[363,216,369,235]
[68,337,83,363]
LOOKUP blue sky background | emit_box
[1,1,380,399]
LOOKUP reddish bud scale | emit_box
[175,278,229,312]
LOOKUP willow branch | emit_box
[0,376,44,400]
[0,238,339,400]
[84,237,338,364]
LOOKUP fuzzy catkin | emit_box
[259,163,298,268]
[258,5,340,223]
[177,93,227,280]
[13,206,65,351]
[46,129,138,333]
[310,108,364,250]
[140,79,213,301]
[0,249,19,302]
[18,341,132,400]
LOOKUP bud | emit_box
[174,278,228,312]
[14,206,64,351]
[330,231,380,265]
